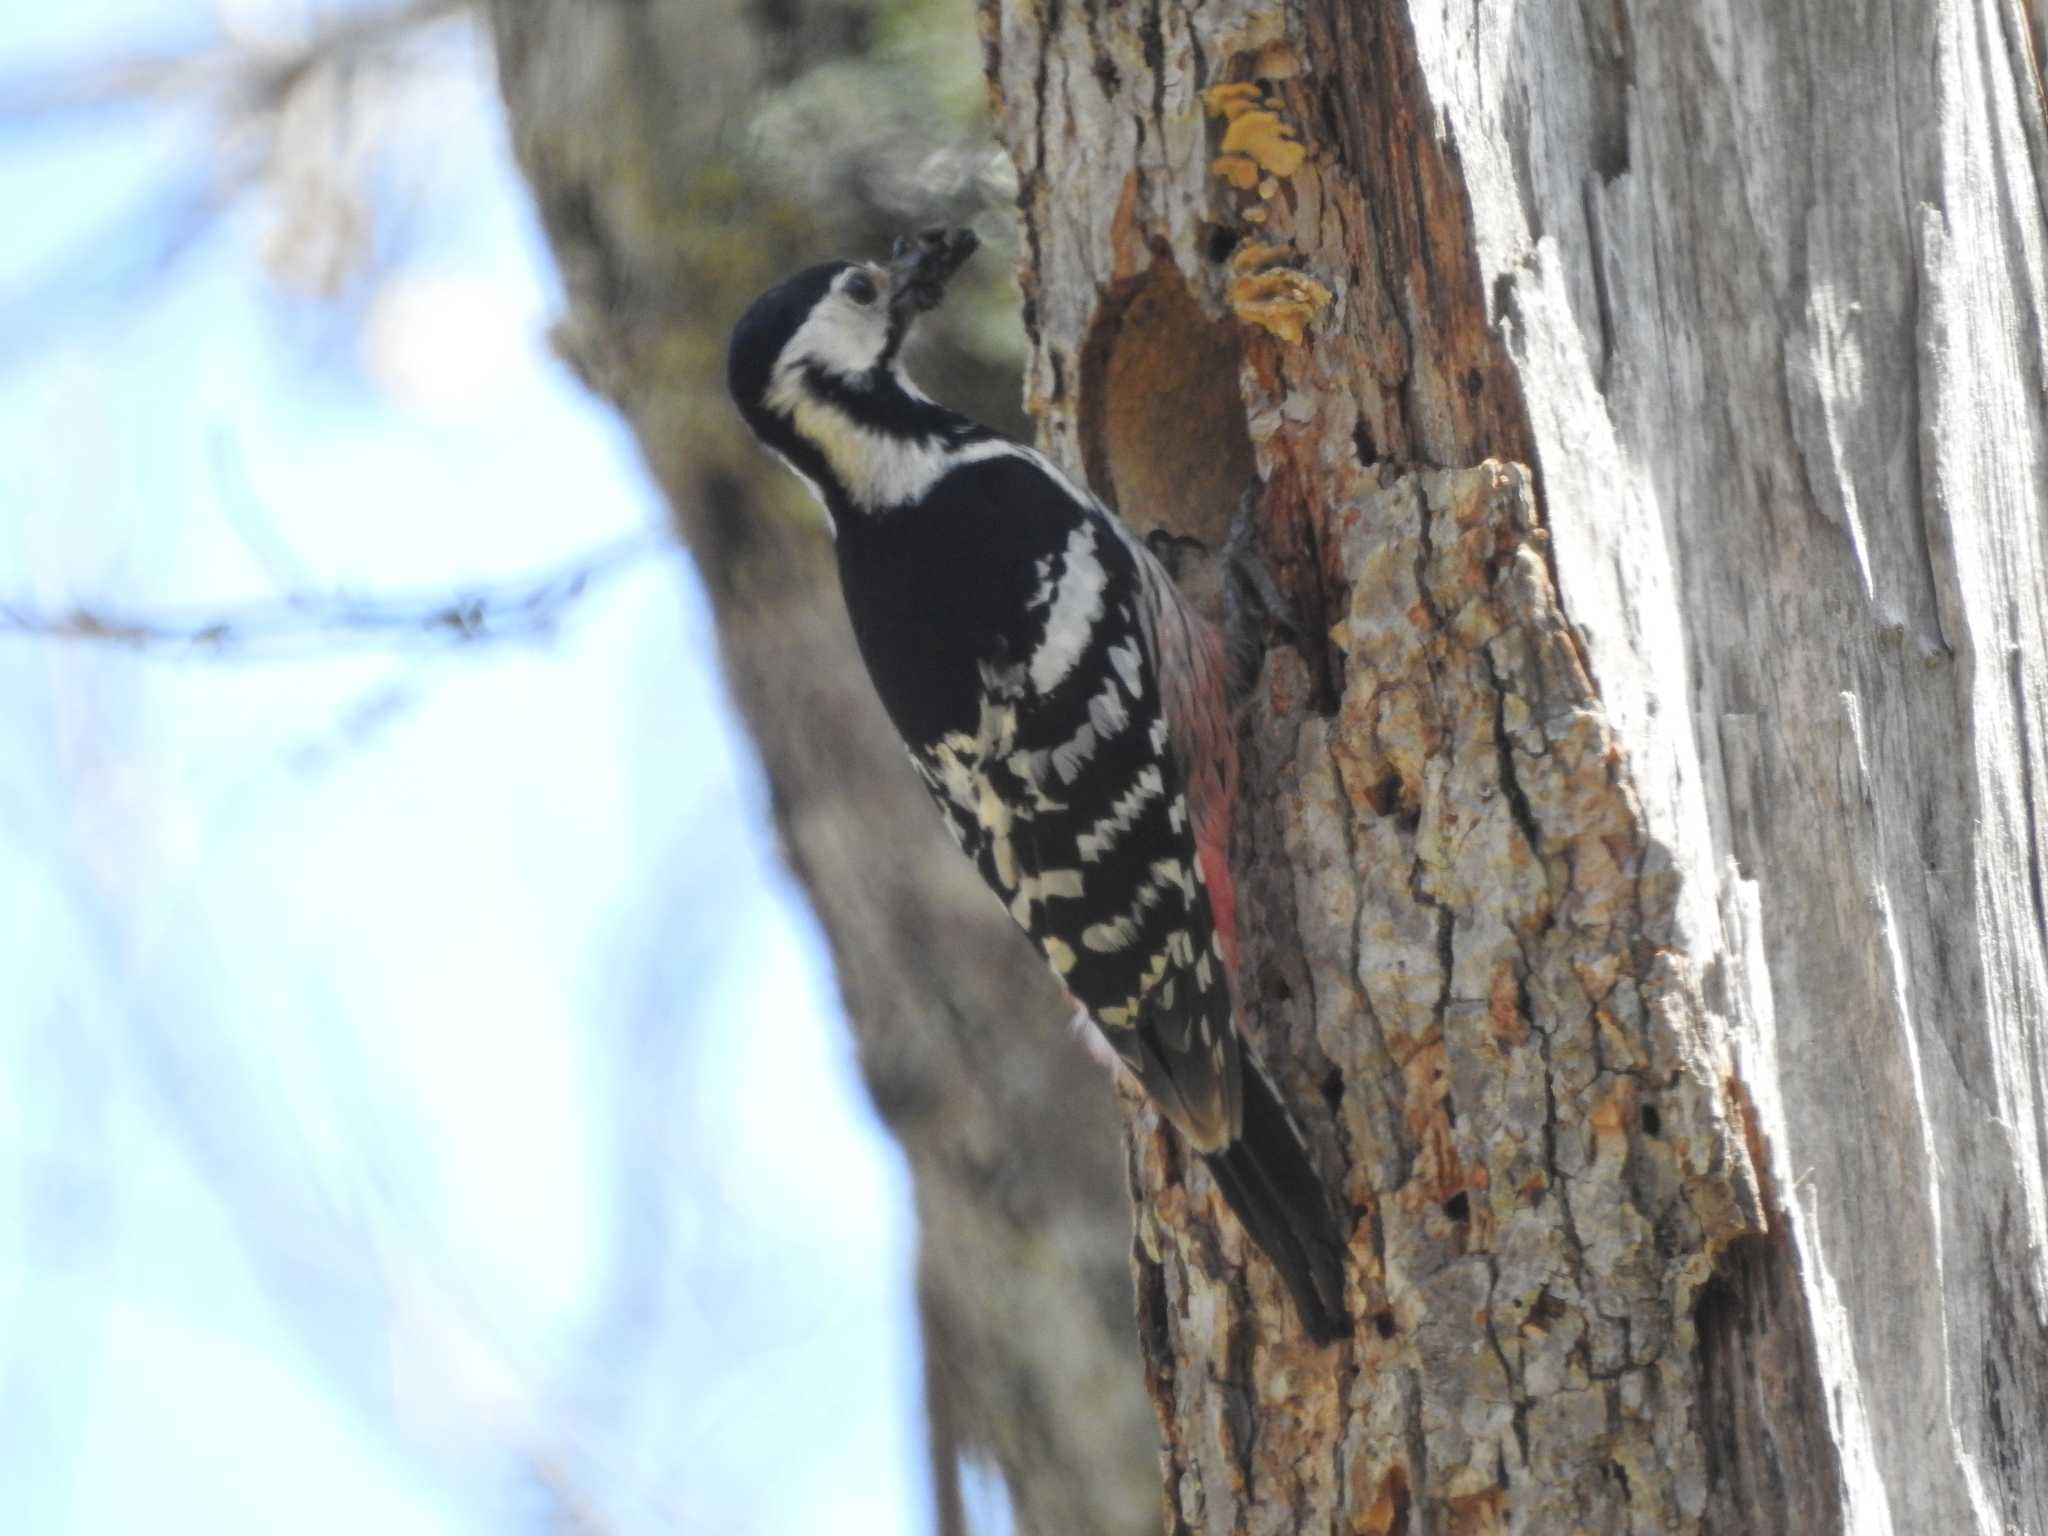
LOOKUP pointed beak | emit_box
[887,227,979,319]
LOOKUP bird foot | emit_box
[1145,486,1301,706]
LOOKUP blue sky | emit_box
[0,4,929,1531]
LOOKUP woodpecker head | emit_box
[727,227,980,516]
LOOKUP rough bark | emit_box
[988,0,2048,1530]
[485,5,1159,1530]
[485,0,2048,1525]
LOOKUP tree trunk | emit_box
[486,5,1159,1531]
[987,0,2048,1529]
[490,0,2048,1526]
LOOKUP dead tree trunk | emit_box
[987,0,2048,1529]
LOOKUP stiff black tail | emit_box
[1201,1064,1351,1343]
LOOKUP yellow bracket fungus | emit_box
[1218,109,1306,178]
[1227,241,1332,344]
[1204,83,1327,342]
[1202,82,1263,120]
[1229,240,1294,272]
[1210,154,1261,190]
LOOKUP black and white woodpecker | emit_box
[726,228,1350,1342]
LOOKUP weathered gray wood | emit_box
[1414,0,2048,1527]
[987,0,2048,1527]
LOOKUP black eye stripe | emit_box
[844,271,879,306]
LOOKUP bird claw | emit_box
[1143,486,1301,706]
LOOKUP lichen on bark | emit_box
[1123,463,1759,1530]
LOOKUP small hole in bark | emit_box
[1137,1255,1174,1360]
[1484,529,1518,583]
[1362,772,1403,817]
[1352,418,1378,466]
[1202,223,1240,265]
[1359,1462,1411,1535]
[1321,1069,1344,1113]
[1642,1103,1663,1137]
[1094,55,1121,94]
[1464,366,1486,398]
[1523,1289,1568,1330]
[1154,1122,1184,1186]
[1372,1309,1397,1339]
[1442,1191,1470,1222]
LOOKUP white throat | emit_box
[763,369,953,510]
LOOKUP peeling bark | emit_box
[988,0,2048,1528]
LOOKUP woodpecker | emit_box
[726,227,1349,1342]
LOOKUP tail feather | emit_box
[1201,1064,1351,1343]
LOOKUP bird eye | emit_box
[844,270,879,307]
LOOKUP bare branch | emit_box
[0,0,476,357]
[0,530,671,661]
[0,0,471,121]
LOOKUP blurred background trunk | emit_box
[485,4,1162,1532]
[491,0,2048,1529]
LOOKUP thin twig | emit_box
[0,0,471,120]
[1,530,672,661]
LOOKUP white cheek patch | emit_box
[764,285,1024,510]
[778,285,890,378]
